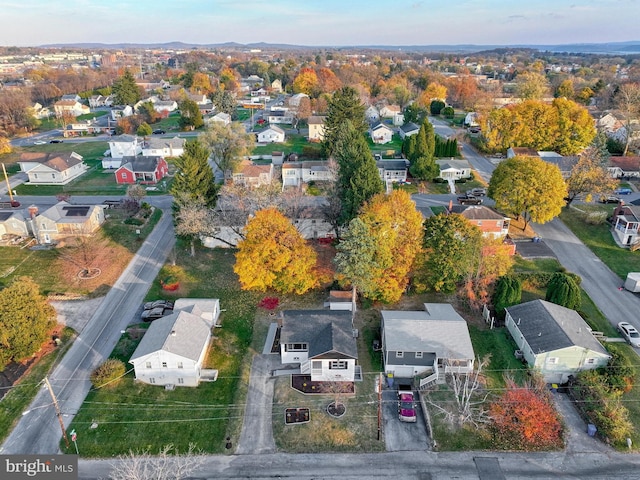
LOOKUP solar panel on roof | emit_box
[63,206,90,217]
[0,212,13,221]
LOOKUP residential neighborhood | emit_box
[1,20,640,480]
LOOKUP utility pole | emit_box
[44,376,69,448]
[377,372,382,441]
[2,163,15,202]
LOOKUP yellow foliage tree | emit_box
[418,82,448,107]
[338,190,424,303]
[292,67,319,96]
[234,208,319,294]
[0,136,12,155]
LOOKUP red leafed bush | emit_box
[259,297,279,310]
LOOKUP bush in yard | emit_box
[124,217,144,226]
[442,106,455,118]
[571,369,633,445]
[492,275,522,317]
[600,349,634,394]
[489,378,564,451]
[430,100,445,115]
[91,359,126,388]
[545,272,581,310]
[258,297,279,310]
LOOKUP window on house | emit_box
[33,173,38,179]
[330,360,348,370]
[178,378,184,384]
[121,173,127,179]
[162,362,168,368]
[477,220,482,226]
[145,362,152,369]
[546,357,558,365]
[586,358,595,364]
[285,343,307,352]
[51,174,56,178]
[177,362,183,369]
[396,351,404,358]
[149,378,156,384]
[41,223,46,229]
[312,360,322,370]
[415,352,423,359]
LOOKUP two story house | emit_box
[18,151,88,185]
[279,310,361,383]
[611,203,640,246]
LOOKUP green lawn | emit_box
[102,207,163,253]
[252,134,311,156]
[63,245,262,456]
[559,206,640,279]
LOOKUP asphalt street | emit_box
[0,204,175,454]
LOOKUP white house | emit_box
[365,105,380,123]
[399,122,420,139]
[377,160,408,184]
[108,134,142,159]
[281,161,334,187]
[279,310,361,382]
[505,300,611,384]
[381,304,475,386]
[205,112,231,126]
[379,105,401,118]
[110,105,134,121]
[369,122,394,144]
[257,125,286,143]
[142,136,186,158]
[29,201,106,244]
[129,299,221,387]
[436,159,472,180]
[53,99,90,117]
[266,108,294,124]
[18,151,88,185]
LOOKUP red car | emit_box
[398,387,417,423]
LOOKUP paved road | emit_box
[77,449,640,480]
[534,218,640,335]
[0,207,175,454]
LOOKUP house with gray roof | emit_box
[377,159,408,184]
[279,310,360,382]
[129,299,220,387]
[435,158,472,180]
[505,299,611,384]
[142,136,185,158]
[381,304,475,386]
[18,151,87,185]
[398,122,420,139]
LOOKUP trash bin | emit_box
[587,424,597,437]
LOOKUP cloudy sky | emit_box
[1,0,638,47]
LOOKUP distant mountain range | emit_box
[39,41,640,55]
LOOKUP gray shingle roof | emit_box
[120,156,161,173]
[280,310,357,359]
[506,299,609,355]
[381,304,475,360]
[129,310,211,362]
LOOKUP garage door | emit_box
[393,366,414,378]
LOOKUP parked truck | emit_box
[624,272,640,292]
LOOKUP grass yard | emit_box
[252,134,310,157]
[63,245,263,456]
[0,327,75,445]
[559,205,640,280]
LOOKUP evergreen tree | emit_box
[178,99,204,130]
[545,272,582,310]
[493,275,522,317]
[112,69,140,106]
[430,100,445,115]
[408,121,437,180]
[171,139,217,208]
[335,121,384,224]
[322,86,367,158]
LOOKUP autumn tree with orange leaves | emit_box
[293,67,319,96]
[234,208,319,295]
[489,378,564,451]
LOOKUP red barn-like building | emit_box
[115,156,169,185]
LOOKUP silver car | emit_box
[617,322,640,347]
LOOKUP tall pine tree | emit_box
[334,121,384,224]
[322,86,368,158]
[112,69,140,106]
[408,121,438,180]
[171,139,218,209]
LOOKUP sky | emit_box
[1,0,639,47]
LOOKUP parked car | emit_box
[614,187,632,195]
[466,187,487,197]
[457,194,482,205]
[33,140,47,145]
[141,306,173,322]
[397,385,417,423]
[49,139,63,143]
[0,200,21,208]
[618,322,640,347]
[152,129,166,135]
[143,299,174,311]
[599,195,620,204]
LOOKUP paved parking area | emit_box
[381,388,431,451]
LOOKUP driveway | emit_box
[381,388,430,451]
[236,354,277,454]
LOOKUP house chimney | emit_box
[28,205,38,219]
[171,330,176,336]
